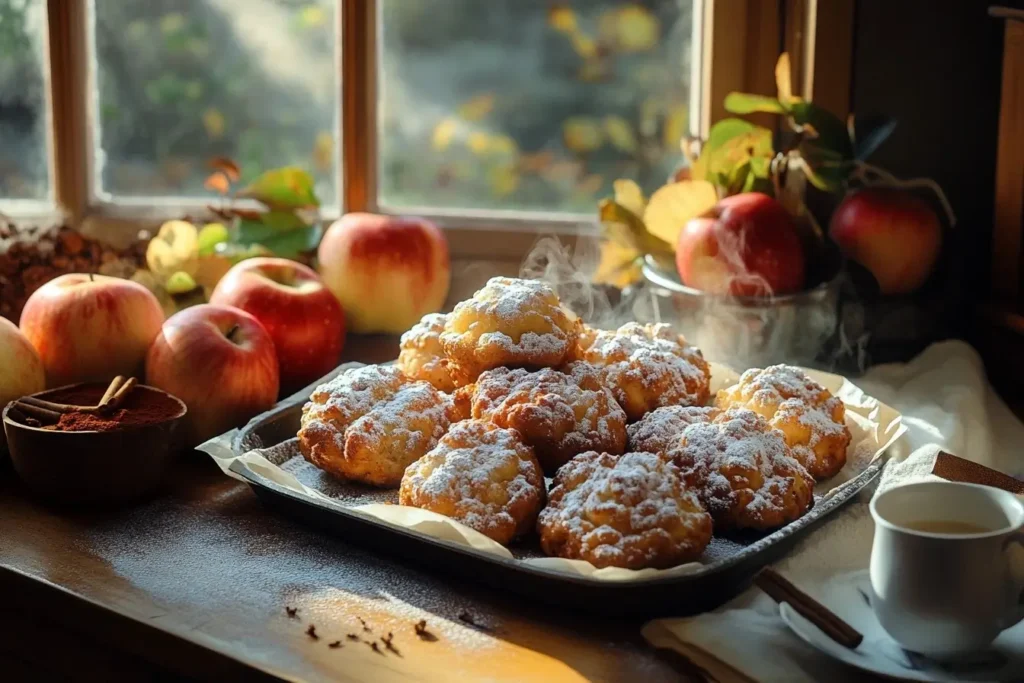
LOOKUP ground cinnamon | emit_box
[42,384,182,432]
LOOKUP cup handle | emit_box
[1001,530,1024,629]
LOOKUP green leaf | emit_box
[236,166,320,210]
[801,157,852,193]
[850,114,897,161]
[724,92,787,115]
[258,224,323,259]
[788,102,854,160]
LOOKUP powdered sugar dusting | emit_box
[537,451,712,569]
[678,408,814,530]
[400,420,545,544]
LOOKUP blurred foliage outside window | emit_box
[0,0,49,201]
[92,0,338,205]
[0,0,694,216]
[378,0,695,213]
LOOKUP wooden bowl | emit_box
[2,383,188,506]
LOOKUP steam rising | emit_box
[519,235,853,372]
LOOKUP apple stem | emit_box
[226,324,241,343]
[88,272,94,282]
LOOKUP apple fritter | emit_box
[715,364,851,480]
[626,405,720,486]
[440,277,579,386]
[537,451,713,570]
[457,363,627,474]
[678,408,815,531]
[399,420,546,545]
[569,322,711,422]
[397,313,456,393]
[297,364,459,487]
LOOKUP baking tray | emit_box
[227,362,887,617]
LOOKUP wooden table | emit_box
[0,336,696,683]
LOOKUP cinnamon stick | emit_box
[100,377,136,413]
[18,395,97,415]
[754,568,863,649]
[98,376,126,410]
[12,399,62,425]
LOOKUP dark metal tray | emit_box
[229,363,885,617]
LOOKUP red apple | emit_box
[0,316,45,408]
[209,257,345,394]
[318,213,450,334]
[145,304,279,447]
[829,187,942,294]
[20,273,165,387]
[676,193,805,296]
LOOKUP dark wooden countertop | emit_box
[0,335,695,683]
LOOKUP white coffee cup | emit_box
[869,480,1024,658]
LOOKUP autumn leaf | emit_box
[663,104,689,149]
[775,53,797,105]
[571,33,598,59]
[563,117,604,153]
[204,171,231,195]
[208,156,240,181]
[313,130,333,172]
[642,181,718,245]
[202,108,225,139]
[547,5,577,34]
[487,134,518,156]
[458,94,495,122]
[604,116,638,153]
[599,4,659,53]
[489,164,520,197]
[612,179,646,218]
[165,271,198,295]
[593,241,643,289]
[467,132,490,155]
[432,118,458,151]
[599,199,673,256]
[237,167,319,209]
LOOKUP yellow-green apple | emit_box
[0,316,45,408]
[20,273,165,387]
[146,304,279,447]
[209,257,345,394]
[676,193,805,296]
[317,213,450,333]
[829,187,942,294]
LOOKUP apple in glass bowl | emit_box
[675,193,806,297]
[146,304,279,447]
[210,257,345,395]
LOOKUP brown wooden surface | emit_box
[0,335,696,683]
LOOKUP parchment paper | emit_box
[199,363,905,582]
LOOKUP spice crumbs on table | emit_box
[328,640,342,649]
[457,610,491,631]
[381,632,401,656]
[357,616,372,632]
[367,641,383,655]
[305,624,319,640]
[414,619,438,642]
[285,606,298,618]
[346,633,360,641]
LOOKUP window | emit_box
[90,0,339,205]
[377,0,698,214]
[0,0,50,202]
[12,0,846,258]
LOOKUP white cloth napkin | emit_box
[642,340,1024,683]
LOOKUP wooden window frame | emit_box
[31,0,853,261]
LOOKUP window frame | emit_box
[31,0,850,260]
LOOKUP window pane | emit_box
[0,0,50,200]
[92,0,338,204]
[378,0,696,213]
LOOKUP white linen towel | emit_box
[642,340,1024,683]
